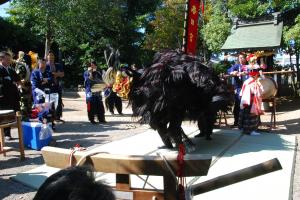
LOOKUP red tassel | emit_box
[201,0,205,14]
[177,144,186,200]
[87,102,91,112]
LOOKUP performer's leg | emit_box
[151,122,173,148]
[233,94,240,126]
[195,112,211,139]
[97,100,106,123]
[56,89,63,119]
[106,95,115,114]
[115,96,123,115]
[168,116,184,147]
[201,101,223,140]
[87,102,96,124]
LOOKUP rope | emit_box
[177,144,186,200]
[68,144,86,167]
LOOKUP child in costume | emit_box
[238,57,264,136]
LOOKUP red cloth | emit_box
[240,77,264,115]
[30,108,39,119]
[87,102,91,112]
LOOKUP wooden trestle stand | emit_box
[0,110,25,160]
[42,147,282,200]
[42,146,212,200]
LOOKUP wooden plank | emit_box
[115,189,164,200]
[42,146,211,176]
[0,146,14,154]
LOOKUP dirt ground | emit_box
[0,93,299,200]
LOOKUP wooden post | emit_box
[191,158,282,196]
[163,174,177,200]
[0,127,5,156]
[16,111,25,160]
[116,174,131,190]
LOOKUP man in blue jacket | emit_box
[46,51,64,121]
[31,58,53,104]
[227,54,248,127]
[84,61,106,124]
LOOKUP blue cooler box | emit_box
[22,122,52,150]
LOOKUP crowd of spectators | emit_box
[0,50,64,140]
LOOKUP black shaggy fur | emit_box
[127,50,231,149]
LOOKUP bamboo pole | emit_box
[191,158,282,196]
[224,70,295,78]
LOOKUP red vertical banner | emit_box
[186,0,201,55]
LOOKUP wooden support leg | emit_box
[223,112,228,126]
[0,127,6,156]
[116,174,131,190]
[163,174,177,200]
[269,99,276,129]
[272,99,276,128]
[16,112,25,160]
[218,112,221,127]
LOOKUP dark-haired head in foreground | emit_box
[33,166,115,200]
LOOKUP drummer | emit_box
[0,51,21,140]
[227,53,248,127]
[83,60,106,124]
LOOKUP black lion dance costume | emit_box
[124,50,231,150]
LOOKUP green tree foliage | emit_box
[144,0,231,59]
[8,0,161,86]
[228,0,269,19]
[284,15,300,50]
[144,0,186,51]
[228,0,297,19]
[202,1,231,53]
[0,17,42,52]
[284,15,300,81]
[202,14,230,53]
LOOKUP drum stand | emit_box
[262,97,276,129]
[0,112,25,160]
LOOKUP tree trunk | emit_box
[44,33,51,59]
[296,51,299,82]
[44,11,52,59]
[295,51,300,96]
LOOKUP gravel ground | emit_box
[0,93,299,200]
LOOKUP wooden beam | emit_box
[42,146,212,176]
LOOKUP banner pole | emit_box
[182,0,189,54]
